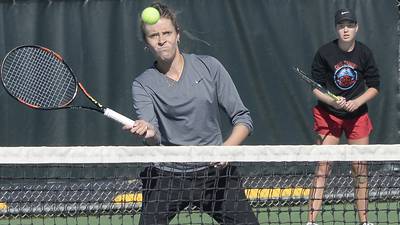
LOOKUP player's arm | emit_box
[343,87,379,112]
[344,48,381,112]
[213,123,250,168]
[311,52,347,109]
[313,88,346,109]
[210,57,253,167]
[223,123,250,146]
[211,124,250,168]
[211,57,253,144]
[125,80,162,145]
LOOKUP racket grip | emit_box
[327,92,340,101]
[103,108,135,126]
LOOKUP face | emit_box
[143,18,180,63]
[335,21,358,43]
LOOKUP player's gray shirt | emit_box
[132,54,253,172]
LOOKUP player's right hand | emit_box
[123,120,156,138]
[331,96,347,109]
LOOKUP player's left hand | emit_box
[210,162,228,168]
[343,99,361,112]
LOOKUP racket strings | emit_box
[2,47,77,108]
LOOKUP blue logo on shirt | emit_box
[334,66,357,90]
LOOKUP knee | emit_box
[355,175,368,186]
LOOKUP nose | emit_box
[158,35,166,45]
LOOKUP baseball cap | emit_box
[335,8,357,24]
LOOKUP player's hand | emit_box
[210,162,228,168]
[343,99,361,112]
[123,120,156,138]
[332,96,347,109]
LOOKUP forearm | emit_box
[223,124,250,146]
[343,87,379,112]
[354,87,379,105]
[313,89,337,106]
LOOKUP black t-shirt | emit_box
[311,40,380,119]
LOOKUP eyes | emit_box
[147,31,173,40]
[337,22,357,29]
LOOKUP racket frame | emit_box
[292,67,339,101]
[1,45,135,126]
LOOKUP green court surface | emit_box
[0,202,398,225]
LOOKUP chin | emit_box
[157,55,173,62]
[159,52,176,61]
[341,38,354,43]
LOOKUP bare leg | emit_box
[349,136,369,223]
[307,134,339,223]
[308,161,332,223]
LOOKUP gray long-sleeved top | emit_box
[132,53,253,172]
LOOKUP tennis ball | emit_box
[141,7,160,25]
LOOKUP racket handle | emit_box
[103,108,135,126]
[325,91,340,101]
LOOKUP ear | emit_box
[143,40,150,48]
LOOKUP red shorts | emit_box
[313,106,373,140]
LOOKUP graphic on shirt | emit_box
[333,64,357,90]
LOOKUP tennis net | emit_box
[0,145,398,225]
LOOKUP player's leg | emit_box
[139,167,185,225]
[348,136,370,224]
[201,166,259,225]
[349,137,369,224]
[307,135,337,223]
[345,113,373,224]
[351,157,369,224]
[307,106,341,224]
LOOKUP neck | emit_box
[338,40,355,52]
[156,51,184,81]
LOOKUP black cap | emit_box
[335,8,357,24]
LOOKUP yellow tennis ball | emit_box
[141,7,160,25]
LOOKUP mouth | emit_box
[156,49,172,58]
[157,47,169,52]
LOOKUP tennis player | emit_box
[124,3,259,225]
[306,9,379,225]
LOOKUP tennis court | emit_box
[0,146,398,225]
[0,1,398,225]
[0,202,398,225]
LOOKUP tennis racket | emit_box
[292,66,339,101]
[1,45,135,127]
